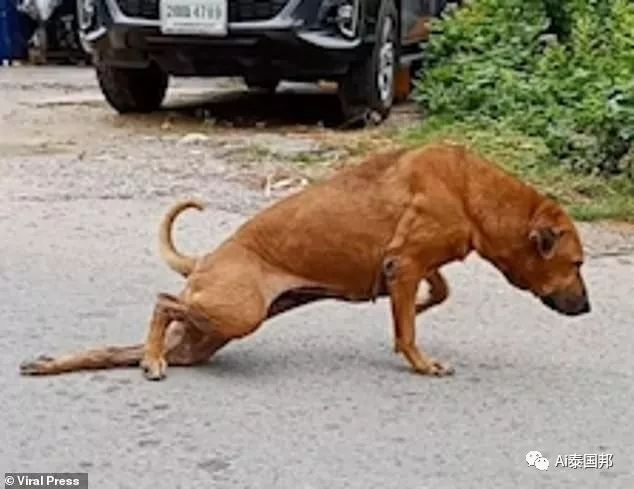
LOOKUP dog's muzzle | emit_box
[540,292,591,316]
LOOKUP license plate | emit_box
[160,0,227,36]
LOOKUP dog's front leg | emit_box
[386,259,454,377]
[393,270,450,353]
[415,270,449,314]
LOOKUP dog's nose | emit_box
[579,299,591,314]
[540,293,591,316]
[566,296,591,316]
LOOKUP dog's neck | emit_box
[461,157,541,270]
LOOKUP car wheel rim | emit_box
[377,16,395,105]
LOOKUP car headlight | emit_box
[319,0,360,39]
[336,0,359,38]
[77,0,96,31]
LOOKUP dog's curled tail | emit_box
[159,199,205,277]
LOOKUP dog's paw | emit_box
[20,355,55,375]
[140,356,167,381]
[414,359,455,377]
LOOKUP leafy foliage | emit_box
[414,0,634,182]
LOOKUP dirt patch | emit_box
[0,66,414,184]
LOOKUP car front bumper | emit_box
[85,0,369,78]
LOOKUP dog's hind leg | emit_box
[20,320,228,377]
[20,292,227,377]
[20,344,145,375]
[163,320,230,366]
[139,293,187,380]
[139,270,269,381]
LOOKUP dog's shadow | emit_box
[189,342,393,380]
[188,338,591,385]
[192,351,279,378]
[186,340,465,381]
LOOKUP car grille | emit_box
[229,0,288,22]
[117,0,159,19]
[116,0,288,22]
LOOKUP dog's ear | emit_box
[529,227,562,259]
[529,200,567,259]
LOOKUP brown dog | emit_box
[20,143,590,379]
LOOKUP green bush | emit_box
[415,0,634,181]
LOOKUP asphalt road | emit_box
[1,67,633,489]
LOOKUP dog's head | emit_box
[502,200,590,316]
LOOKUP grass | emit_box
[398,119,634,222]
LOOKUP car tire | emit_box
[337,0,398,126]
[96,62,168,114]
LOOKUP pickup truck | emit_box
[77,0,452,124]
